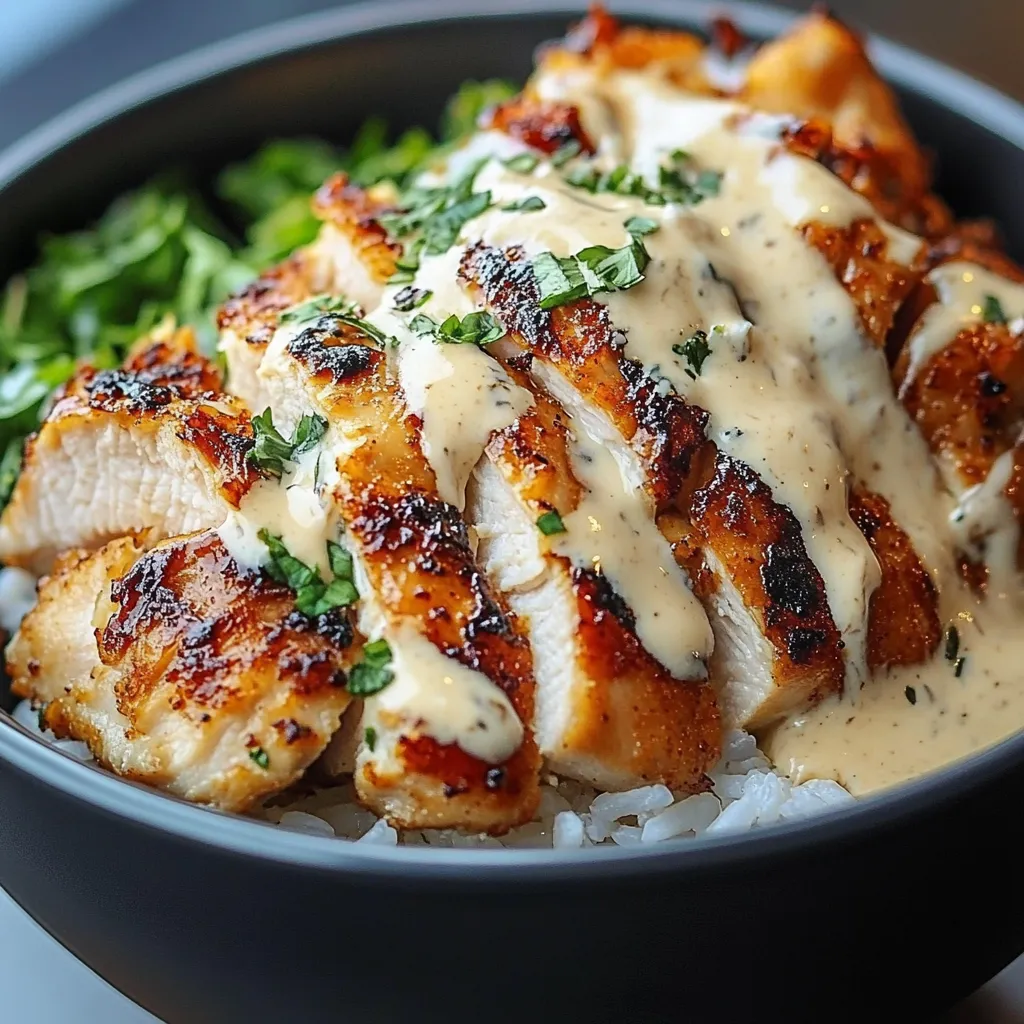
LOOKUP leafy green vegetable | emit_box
[409,311,505,346]
[347,638,395,697]
[440,79,517,142]
[258,529,359,617]
[536,510,567,536]
[249,409,327,479]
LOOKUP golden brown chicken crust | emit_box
[486,369,721,790]
[895,321,1024,489]
[44,345,259,509]
[486,97,597,156]
[281,315,541,829]
[570,567,720,789]
[312,172,401,285]
[10,532,357,812]
[848,487,941,671]
[801,217,924,348]
[217,253,318,349]
[460,243,844,722]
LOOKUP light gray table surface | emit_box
[3,2,1024,1021]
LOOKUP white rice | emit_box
[11,697,855,848]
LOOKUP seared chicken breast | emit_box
[0,328,257,574]
[8,531,357,811]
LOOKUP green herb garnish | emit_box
[392,287,432,312]
[503,152,539,174]
[249,746,270,770]
[536,510,567,535]
[280,294,357,325]
[564,151,721,208]
[982,294,1007,324]
[550,140,582,167]
[672,329,711,379]
[624,216,659,237]
[501,196,546,212]
[364,726,378,752]
[410,311,505,346]
[347,639,395,696]
[258,530,359,617]
[249,409,327,479]
[955,656,966,678]
[532,235,651,311]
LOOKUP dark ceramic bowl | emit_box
[2,3,1024,1022]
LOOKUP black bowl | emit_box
[2,3,1024,1022]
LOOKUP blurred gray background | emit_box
[1,0,1023,1021]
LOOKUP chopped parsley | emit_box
[392,286,432,312]
[564,150,721,208]
[943,623,960,661]
[280,293,396,347]
[624,215,659,238]
[503,152,539,174]
[249,746,270,770]
[536,510,567,535]
[249,408,327,479]
[280,294,357,325]
[904,685,917,705]
[532,235,651,311]
[258,530,359,617]
[364,726,378,752]
[409,310,505,346]
[673,329,711,379]
[550,140,582,167]
[347,638,395,696]
[380,160,492,278]
[501,196,546,212]
[982,294,1007,324]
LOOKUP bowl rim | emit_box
[3,0,1024,879]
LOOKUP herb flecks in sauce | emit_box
[982,294,1008,324]
[673,329,711,379]
[409,311,505,346]
[536,510,567,536]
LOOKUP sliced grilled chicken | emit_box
[253,312,541,833]
[274,180,722,790]
[217,172,397,410]
[847,487,941,670]
[0,328,258,574]
[460,244,844,728]
[7,530,357,811]
[474,368,720,791]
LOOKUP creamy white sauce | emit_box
[903,261,1024,384]
[228,62,1024,792]
[553,420,713,679]
[372,625,523,764]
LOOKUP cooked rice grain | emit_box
[10,703,855,848]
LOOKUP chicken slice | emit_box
[250,310,540,833]
[7,530,357,811]
[847,487,941,670]
[475,368,720,791]
[0,327,258,574]
[460,244,844,729]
